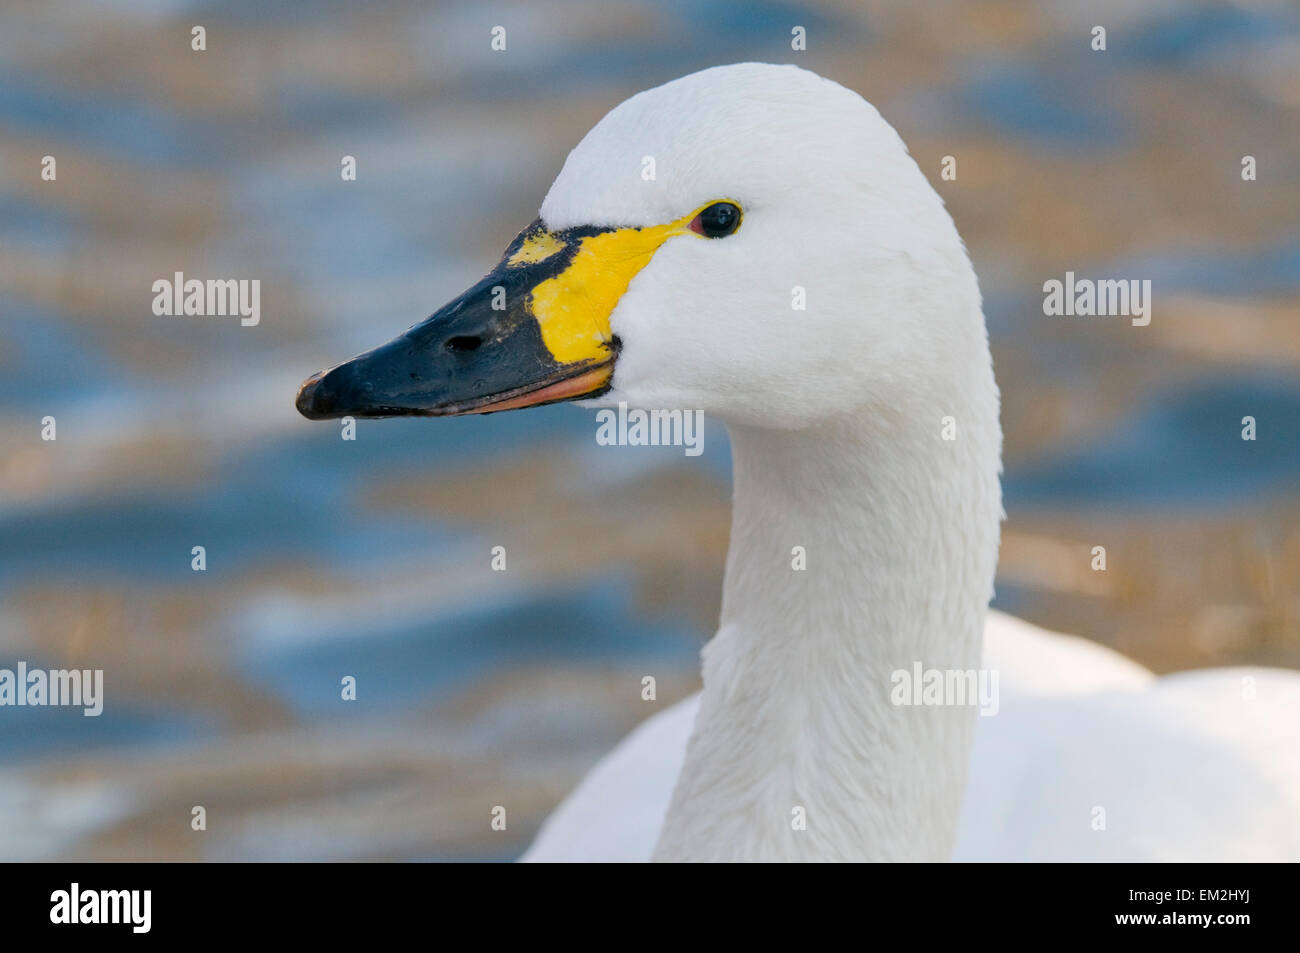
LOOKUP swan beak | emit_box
[295,216,679,419]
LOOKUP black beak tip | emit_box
[295,370,336,420]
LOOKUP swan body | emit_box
[524,611,1300,861]
[298,64,1300,862]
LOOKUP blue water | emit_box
[0,71,240,170]
[236,576,702,718]
[955,61,1128,149]
[0,300,129,407]
[1005,376,1300,510]
[0,654,218,762]
[1125,2,1300,65]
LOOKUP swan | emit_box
[296,63,1300,862]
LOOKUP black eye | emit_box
[690,201,741,238]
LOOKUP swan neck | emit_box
[653,407,1001,861]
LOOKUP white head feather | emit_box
[543,63,990,436]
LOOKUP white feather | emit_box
[526,612,1300,861]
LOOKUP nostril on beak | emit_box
[444,335,483,353]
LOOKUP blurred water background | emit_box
[0,0,1297,860]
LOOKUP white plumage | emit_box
[526,611,1300,860]
[513,63,1299,861]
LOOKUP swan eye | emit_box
[690,201,741,238]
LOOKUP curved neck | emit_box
[653,387,1001,860]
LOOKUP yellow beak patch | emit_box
[530,221,689,364]
[503,205,720,366]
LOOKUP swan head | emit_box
[297,63,986,430]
